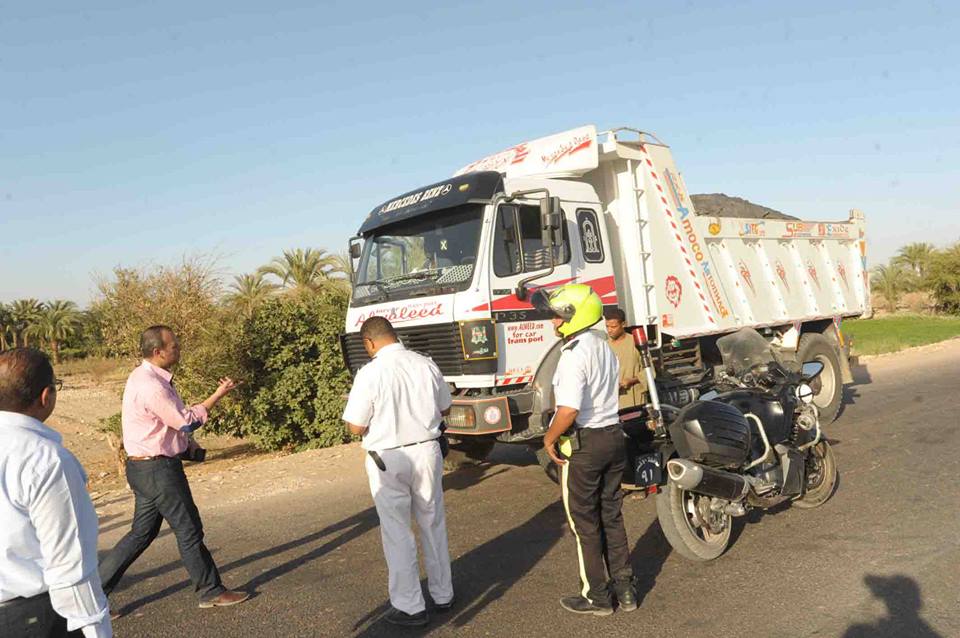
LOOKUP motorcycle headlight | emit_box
[796,383,815,404]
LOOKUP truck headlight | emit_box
[445,405,476,429]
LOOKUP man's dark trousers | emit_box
[560,425,633,605]
[98,457,225,601]
[0,593,82,637]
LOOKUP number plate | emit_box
[634,452,662,488]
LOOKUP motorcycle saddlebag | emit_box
[669,401,752,469]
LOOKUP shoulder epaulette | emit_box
[561,339,580,352]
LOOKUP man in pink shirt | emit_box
[98,325,249,614]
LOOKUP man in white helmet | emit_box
[533,283,637,616]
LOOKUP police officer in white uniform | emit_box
[535,284,638,616]
[342,316,454,627]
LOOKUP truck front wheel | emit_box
[798,332,844,423]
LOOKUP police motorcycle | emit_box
[633,327,839,561]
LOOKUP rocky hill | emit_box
[691,193,798,220]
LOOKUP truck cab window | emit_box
[352,204,483,305]
[493,204,569,277]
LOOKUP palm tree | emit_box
[872,264,908,313]
[258,248,342,295]
[9,299,43,348]
[327,252,352,279]
[325,252,353,294]
[226,272,278,317]
[0,303,13,351]
[894,242,935,279]
[34,301,82,363]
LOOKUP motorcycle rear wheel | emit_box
[656,480,732,561]
[792,441,838,508]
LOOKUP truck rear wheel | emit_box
[443,436,496,471]
[798,332,843,423]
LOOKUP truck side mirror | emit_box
[347,237,363,283]
[540,196,562,247]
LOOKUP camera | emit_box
[179,446,207,463]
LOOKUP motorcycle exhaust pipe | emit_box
[666,459,749,501]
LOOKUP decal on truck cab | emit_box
[352,301,444,327]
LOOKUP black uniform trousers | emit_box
[98,457,225,601]
[0,593,83,638]
[560,424,633,605]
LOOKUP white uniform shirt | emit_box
[0,411,112,638]
[342,342,453,451]
[552,329,621,429]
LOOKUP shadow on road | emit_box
[111,460,512,615]
[842,574,943,638]
[629,517,672,606]
[838,358,873,418]
[351,501,567,637]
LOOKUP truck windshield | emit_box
[353,204,483,304]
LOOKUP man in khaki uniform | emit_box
[604,307,652,493]
[604,308,648,409]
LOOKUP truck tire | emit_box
[798,332,843,423]
[533,445,560,484]
[443,436,496,471]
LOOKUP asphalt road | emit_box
[99,340,960,637]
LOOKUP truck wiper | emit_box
[356,280,390,301]
[380,268,444,284]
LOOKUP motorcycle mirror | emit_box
[801,360,824,379]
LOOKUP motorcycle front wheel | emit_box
[792,441,838,509]
[656,479,732,561]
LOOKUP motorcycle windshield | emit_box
[716,328,784,376]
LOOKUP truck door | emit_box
[487,201,575,386]
[570,204,617,309]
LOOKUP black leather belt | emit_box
[0,592,44,608]
[383,437,441,451]
[577,424,621,433]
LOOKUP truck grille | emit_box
[341,323,469,376]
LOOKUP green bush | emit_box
[927,244,960,314]
[209,289,353,451]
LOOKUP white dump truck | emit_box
[341,125,869,471]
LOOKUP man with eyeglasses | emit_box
[0,348,113,637]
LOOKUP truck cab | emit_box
[341,169,599,446]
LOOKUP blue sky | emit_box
[1,0,957,305]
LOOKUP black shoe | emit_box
[613,582,638,612]
[433,596,455,611]
[559,595,614,616]
[384,607,430,627]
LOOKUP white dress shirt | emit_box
[0,410,112,638]
[552,329,621,429]
[342,342,453,451]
